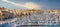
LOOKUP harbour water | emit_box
[1,24,60,27]
[0,23,11,27]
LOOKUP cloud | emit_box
[2,0,24,6]
[24,2,40,9]
[2,0,40,9]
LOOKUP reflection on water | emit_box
[0,23,11,27]
[1,24,60,27]
[20,25,60,27]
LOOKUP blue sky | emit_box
[0,0,60,10]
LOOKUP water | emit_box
[0,23,11,27]
[20,25,60,27]
[0,20,60,27]
[1,24,60,27]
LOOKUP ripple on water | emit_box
[0,23,11,27]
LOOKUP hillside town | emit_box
[0,7,60,27]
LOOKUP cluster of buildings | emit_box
[0,7,60,26]
[0,7,15,21]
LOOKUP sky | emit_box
[0,0,60,10]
